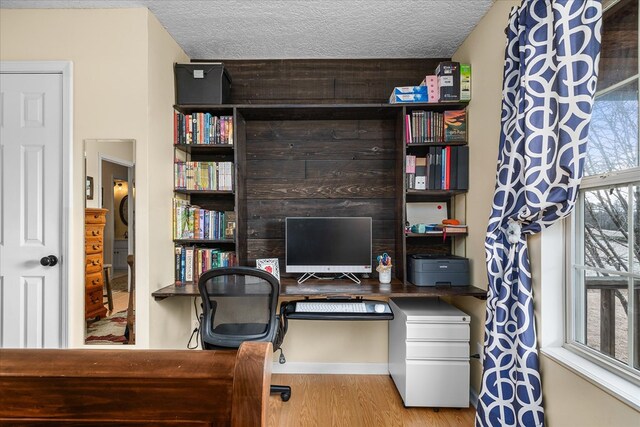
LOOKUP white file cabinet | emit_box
[388,297,470,407]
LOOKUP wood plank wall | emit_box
[219,59,447,273]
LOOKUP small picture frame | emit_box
[256,258,280,282]
[86,176,94,200]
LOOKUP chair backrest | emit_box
[198,266,279,349]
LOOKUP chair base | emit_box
[270,384,291,402]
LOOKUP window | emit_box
[569,0,640,384]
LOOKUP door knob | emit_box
[40,255,59,267]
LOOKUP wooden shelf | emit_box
[173,102,470,121]
[173,189,234,196]
[406,142,467,147]
[174,239,235,244]
[174,144,234,155]
[152,277,487,301]
[405,232,468,238]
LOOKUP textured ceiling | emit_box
[1,0,495,59]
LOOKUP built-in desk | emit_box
[152,277,487,301]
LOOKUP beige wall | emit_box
[0,8,188,348]
[452,0,518,395]
[145,11,192,348]
[454,0,639,424]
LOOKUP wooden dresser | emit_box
[85,208,108,320]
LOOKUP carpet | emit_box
[110,273,128,292]
[86,310,128,345]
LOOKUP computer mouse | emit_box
[374,304,386,313]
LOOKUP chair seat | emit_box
[214,323,269,336]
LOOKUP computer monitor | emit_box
[285,217,372,283]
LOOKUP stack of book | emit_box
[175,246,237,284]
[435,223,468,234]
[173,199,235,241]
[174,112,233,145]
[174,161,234,191]
[406,109,466,145]
[406,146,469,190]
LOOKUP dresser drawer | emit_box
[85,211,106,224]
[86,271,103,288]
[85,226,104,239]
[406,322,469,341]
[86,287,103,306]
[406,341,469,360]
[85,241,103,255]
[86,253,103,274]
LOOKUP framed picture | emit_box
[256,258,280,282]
[86,176,94,200]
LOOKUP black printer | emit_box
[408,254,470,287]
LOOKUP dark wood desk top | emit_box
[152,277,487,301]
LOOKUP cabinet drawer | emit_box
[86,271,103,288]
[406,341,469,360]
[85,241,103,255]
[86,253,103,274]
[406,322,469,341]
[85,226,104,239]
[401,360,470,407]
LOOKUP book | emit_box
[184,246,195,282]
[224,211,236,239]
[444,110,467,143]
[415,157,427,190]
[406,155,416,189]
[455,145,469,190]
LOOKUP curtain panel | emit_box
[476,1,602,426]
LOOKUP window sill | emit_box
[541,346,640,411]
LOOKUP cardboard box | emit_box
[435,61,460,102]
[389,86,428,103]
[420,75,439,104]
[460,64,471,102]
[174,62,232,105]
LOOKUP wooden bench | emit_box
[0,342,272,426]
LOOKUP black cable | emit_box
[187,297,201,349]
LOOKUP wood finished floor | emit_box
[268,374,475,427]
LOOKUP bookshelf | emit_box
[164,59,482,295]
[172,106,247,284]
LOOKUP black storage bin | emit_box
[174,62,232,105]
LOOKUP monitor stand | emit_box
[297,272,361,285]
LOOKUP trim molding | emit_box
[0,60,73,348]
[469,386,479,409]
[272,362,389,375]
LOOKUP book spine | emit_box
[457,145,469,190]
[185,246,194,282]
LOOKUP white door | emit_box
[0,72,63,348]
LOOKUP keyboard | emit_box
[284,299,394,320]
[295,301,367,313]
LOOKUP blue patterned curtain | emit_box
[476,1,602,426]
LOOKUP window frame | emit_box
[567,169,640,386]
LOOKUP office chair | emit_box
[198,266,291,402]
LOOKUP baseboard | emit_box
[469,386,479,409]
[272,362,389,375]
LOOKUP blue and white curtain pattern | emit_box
[476,1,601,426]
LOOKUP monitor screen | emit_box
[285,217,372,273]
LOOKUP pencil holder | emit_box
[378,267,392,284]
